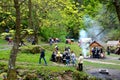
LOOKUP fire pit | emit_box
[99,69,109,75]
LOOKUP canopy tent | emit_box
[107,41,120,46]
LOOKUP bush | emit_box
[72,71,88,80]
[72,71,100,80]
[20,45,42,54]
[24,73,38,80]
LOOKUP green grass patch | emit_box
[107,53,120,57]
[43,42,82,56]
[0,39,7,45]
[0,50,10,60]
[98,59,120,64]
[84,61,120,70]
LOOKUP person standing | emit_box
[78,54,84,71]
[71,51,76,66]
[39,48,47,65]
[107,46,110,55]
[66,53,71,66]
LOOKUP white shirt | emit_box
[71,53,76,60]
[78,56,84,63]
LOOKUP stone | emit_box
[99,69,109,75]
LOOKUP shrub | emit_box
[24,73,38,80]
[20,45,42,54]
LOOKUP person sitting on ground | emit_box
[51,51,56,62]
[56,51,62,63]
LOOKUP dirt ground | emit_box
[85,68,120,80]
[84,55,120,80]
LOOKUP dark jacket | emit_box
[40,50,45,58]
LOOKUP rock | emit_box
[99,69,109,74]
[0,72,7,79]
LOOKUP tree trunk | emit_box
[113,0,120,23]
[34,30,38,44]
[28,0,32,28]
[7,0,21,80]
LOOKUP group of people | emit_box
[50,45,84,71]
[49,38,60,46]
[50,46,76,66]
[91,47,105,58]
[39,45,84,71]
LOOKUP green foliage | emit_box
[24,73,38,80]
[72,71,88,80]
[20,45,41,54]
[0,39,7,44]
[0,10,15,33]
[0,0,120,42]
[0,50,10,60]
[107,29,120,40]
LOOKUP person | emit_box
[66,53,70,66]
[56,51,62,63]
[32,39,36,45]
[55,44,59,51]
[92,47,96,58]
[95,47,100,58]
[8,37,12,45]
[51,51,56,62]
[20,40,26,46]
[107,46,110,55]
[49,38,53,46]
[99,48,104,58]
[78,54,84,71]
[62,50,68,64]
[71,51,76,66]
[39,48,47,65]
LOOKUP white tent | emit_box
[107,41,120,46]
[79,38,92,43]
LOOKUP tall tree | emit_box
[28,0,32,28]
[7,0,21,80]
[113,0,120,23]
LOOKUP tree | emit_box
[113,0,120,23]
[7,0,21,79]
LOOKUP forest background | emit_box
[0,0,120,80]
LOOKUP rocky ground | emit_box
[84,56,120,80]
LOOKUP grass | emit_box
[0,39,7,45]
[98,59,120,64]
[0,39,120,79]
[84,60,120,70]
[107,53,120,57]
[0,41,120,70]
[45,42,82,56]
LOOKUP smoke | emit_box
[83,15,104,42]
[79,29,91,58]
[79,15,105,57]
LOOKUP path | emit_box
[84,58,120,65]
